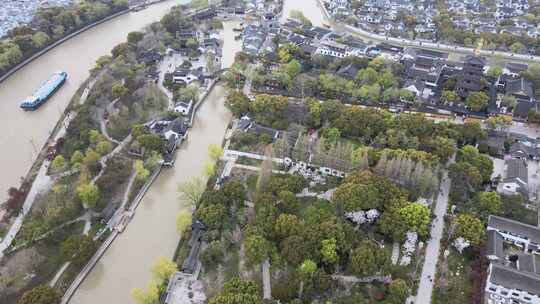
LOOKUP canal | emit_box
[0,0,181,202]
[0,0,320,301]
[69,21,240,304]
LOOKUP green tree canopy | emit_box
[398,202,431,237]
[76,183,100,209]
[349,240,389,276]
[245,234,271,266]
[60,235,96,266]
[209,278,261,304]
[476,191,502,216]
[151,257,177,282]
[17,285,60,304]
[466,91,489,112]
[455,214,485,246]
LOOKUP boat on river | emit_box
[20,71,67,111]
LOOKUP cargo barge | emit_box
[20,71,67,110]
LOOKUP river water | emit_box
[0,1,180,203]
[70,21,240,304]
[280,0,325,27]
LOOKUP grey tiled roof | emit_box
[488,215,540,244]
[517,253,540,275]
[490,263,540,296]
[486,230,505,260]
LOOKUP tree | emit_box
[96,140,112,155]
[476,191,502,215]
[281,235,309,265]
[487,66,503,78]
[398,202,430,237]
[176,210,192,233]
[245,234,270,266]
[501,94,517,108]
[209,278,261,304]
[208,144,224,162]
[332,182,381,212]
[349,240,389,276]
[298,259,317,279]
[196,204,225,230]
[399,89,415,103]
[83,148,101,172]
[387,279,409,304]
[356,67,378,85]
[17,285,60,304]
[51,155,66,172]
[510,42,525,54]
[201,240,224,266]
[5,186,26,213]
[430,136,456,162]
[137,134,163,152]
[274,214,301,239]
[70,150,84,165]
[466,91,489,112]
[112,83,129,99]
[225,90,250,117]
[31,31,50,48]
[455,214,485,246]
[441,90,458,103]
[127,31,144,44]
[178,177,205,207]
[320,238,338,265]
[111,42,129,58]
[131,283,160,304]
[135,160,150,181]
[221,181,246,207]
[76,183,100,209]
[60,235,96,267]
[151,257,177,282]
[132,124,146,138]
[486,115,512,132]
[284,59,302,79]
[93,55,112,71]
[250,94,288,127]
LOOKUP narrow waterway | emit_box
[0,0,182,202]
[70,21,240,304]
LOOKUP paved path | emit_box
[50,262,71,287]
[0,163,52,258]
[415,168,451,304]
[91,134,131,184]
[262,259,271,300]
[391,241,400,265]
[331,274,391,284]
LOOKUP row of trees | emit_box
[0,0,129,75]
[434,10,540,55]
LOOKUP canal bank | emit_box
[0,0,183,204]
[68,21,240,304]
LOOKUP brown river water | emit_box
[0,0,323,302]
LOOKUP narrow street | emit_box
[415,168,451,304]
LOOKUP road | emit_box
[415,168,451,304]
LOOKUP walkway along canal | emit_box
[0,0,181,203]
[69,21,240,304]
